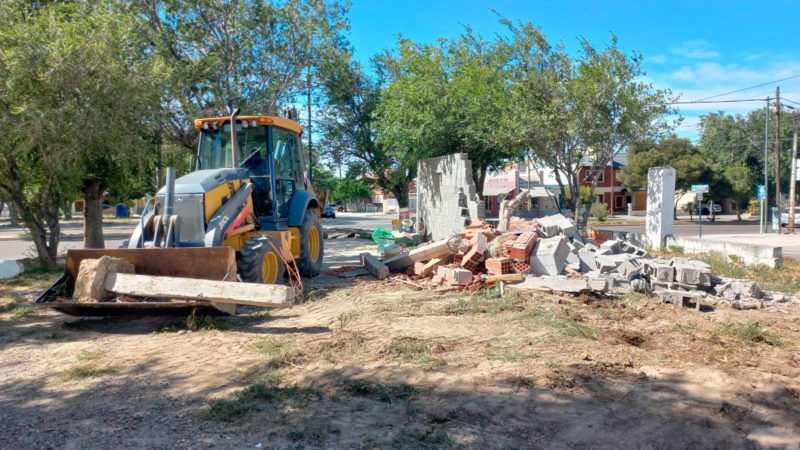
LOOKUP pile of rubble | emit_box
[357,214,798,311]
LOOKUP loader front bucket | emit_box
[37,247,238,316]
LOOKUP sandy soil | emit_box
[1,239,799,449]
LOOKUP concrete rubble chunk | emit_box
[599,239,622,254]
[361,253,390,280]
[73,256,135,301]
[0,259,23,280]
[537,214,577,238]
[508,275,608,293]
[530,236,570,276]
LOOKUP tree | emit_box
[318,54,415,207]
[724,165,756,220]
[329,178,371,208]
[376,29,514,197]
[499,19,672,229]
[137,0,350,155]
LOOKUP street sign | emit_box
[691,184,709,194]
[757,185,766,200]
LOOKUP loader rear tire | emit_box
[238,235,285,284]
[298,209,323,277]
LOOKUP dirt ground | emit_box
[2,240,800,449]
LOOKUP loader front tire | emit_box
[238,235,285,284]
[298,209,323,277]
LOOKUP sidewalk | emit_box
[0,223,136,241]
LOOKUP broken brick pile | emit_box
[354,214,799,311]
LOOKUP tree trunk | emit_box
[83,180,105,249]
[62,202,72,220]
[391,181,409,208]
[0,200,4,218]
[735,203,741,221]
[8,202,19,227]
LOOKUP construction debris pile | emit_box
[359,214,799,311]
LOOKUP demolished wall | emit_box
[417,153,484,241]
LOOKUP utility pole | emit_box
[775,86,781,233]
[763,97,769,234]
[307,65,313,185]
[790,111,799,233]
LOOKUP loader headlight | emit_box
[251,119,257,127]
[241,120,249,128]
[202,121,209,130]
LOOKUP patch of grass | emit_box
[348,380,429,403]
[0,303,37,321]
[668,245,684,254]
[517,308,600,340]
[184,309,270,331]
[444,290,527,315]
[382,337,446,366]
[77,350,106,361]
[287,419,336,443]
[58,365,117,381]
[504,375,536,392]
[389,426,455,449]
[673,322,699,331]
[252,338,302,369]
[208,375,318,421]
[717,320,783,347]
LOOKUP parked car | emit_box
[321,204,336,219]
[780,207,800,226]
[699,203,722,215]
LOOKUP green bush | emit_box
[590,202,610,222]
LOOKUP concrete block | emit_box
[577,249,597,273]
[0,259,23,280]
[615,258,642,281]
[449,268,473,286]
[538,214,577,237]
[530,236,569,276]
[600,239,622,254]
[595,255,619,273]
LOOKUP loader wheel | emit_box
[238,235,285,284]
[298,209,323,277]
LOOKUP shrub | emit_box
[590,202,610,222]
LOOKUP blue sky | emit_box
[345,0,800,142]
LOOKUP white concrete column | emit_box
[645,167,676,249]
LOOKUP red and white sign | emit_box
[483,170,518,196]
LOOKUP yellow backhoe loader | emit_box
[38,110,323,315]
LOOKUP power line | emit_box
[692,73,800,101]
[668,98,766,105]
[784,98,800,107]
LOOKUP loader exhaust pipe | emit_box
[230,108,240,166]
[163,167,176,220]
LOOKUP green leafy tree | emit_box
[0,1,162,264]
[499,19,672,229]
[317,54,414,206]
[376,29,515,197]
[137,0,349,153]
[724,165,756,220]
[329,178,371,209]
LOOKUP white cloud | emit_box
[648,54,667,64]
[669,40,719,59]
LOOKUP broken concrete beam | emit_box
[530,236,570,276]
[587,277,610,292]
[485,257,513,275]
[382,252,414,272]
[105,273,295,307]
[507,275,608,294]
[361,253,390,280]
[508,232,537,261]
[408,239,453,262]
[73,256,135,301]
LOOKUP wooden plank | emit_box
[104,273,294,308]
[485,273,524,283]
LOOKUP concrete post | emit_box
[645,167,676,249]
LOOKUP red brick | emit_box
[485,257,513,275]
[508,232,537,261]
[513,261,531,274]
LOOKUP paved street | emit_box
[0,212,395,261]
